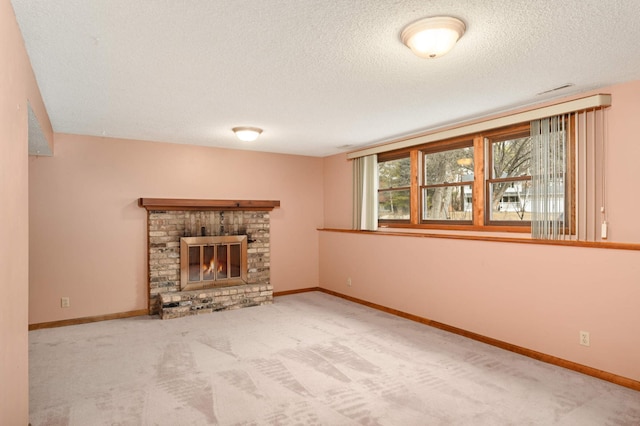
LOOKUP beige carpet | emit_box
[30,292,640,425]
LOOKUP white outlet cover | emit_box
[579,331,590,346]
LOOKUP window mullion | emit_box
[473,135,485,226]
[410,149,420,225]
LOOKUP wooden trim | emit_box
[421,181,471,189]
[145,210,151,313]
[317,288,640,392]
[318,227,640,251]
[568,114,577,235]
[27,287,640,391]
[488,175,533,184]
[418,135,475,154]
[28,309,149,331]
[138,198,281,211]
[410,150,420,225]
[473,135,485,226]
[380,222,529,233]
[377,151,409,162]
[28,289,319,329]
[484,125,533,227]
[482,122,531,141]
[273,287,320,297]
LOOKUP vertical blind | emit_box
[575,108,608,241]
[530,109,607,241]
[530,115,569,240]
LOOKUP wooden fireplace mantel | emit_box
[138,198,280,211]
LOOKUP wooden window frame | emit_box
[419,138,475,225]
[484,125,532,227]
[375,121,575,234]
[377,152,411,225]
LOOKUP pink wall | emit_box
[1,0,52,423]
[320,80,640,382]
[29,134,323,324]
[323,152,352,229]
[601,82,640,242]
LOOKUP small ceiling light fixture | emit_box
[401,16,466,58]
[232,126,263,142]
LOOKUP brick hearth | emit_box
[159,284,273,319]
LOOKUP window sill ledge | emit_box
[317,227,640,251]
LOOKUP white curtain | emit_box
[530,115,569,239]
[352,154,378,231]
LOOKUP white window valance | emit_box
[347,94,611,160]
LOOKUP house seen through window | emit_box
[486,130,533,224]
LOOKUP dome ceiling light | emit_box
[232,126,263,142]
[401,16,466,59]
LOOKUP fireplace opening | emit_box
[180,235,248,291]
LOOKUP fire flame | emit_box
[204,260,224,275]
[205,259,215,275]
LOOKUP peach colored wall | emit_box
[29,134,323,324]
[320,80,640,382]
[1,0,52,423]
[323,152,352,229]
[601,81,640,242]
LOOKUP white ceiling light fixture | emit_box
[232,126,263,142]
[401,16,466,59]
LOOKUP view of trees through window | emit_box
[422,145,474,221]
[378,157,410,220]
[488,134,533,222]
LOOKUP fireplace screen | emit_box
[180,236,247,291]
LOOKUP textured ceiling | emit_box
[12,0,640,157]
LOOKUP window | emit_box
[351,97,609,239]
[421,142,474,223]
[486,129,532,225]
[374,122,572,233]
[377,155,411,221]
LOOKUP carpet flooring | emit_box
[29,292,640,425]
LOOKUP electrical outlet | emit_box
[347,277,352,287]
[579,330,590,347]
[61,297,70,308]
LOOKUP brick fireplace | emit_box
[139,198,280,319]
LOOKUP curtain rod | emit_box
[346,93,612,160]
